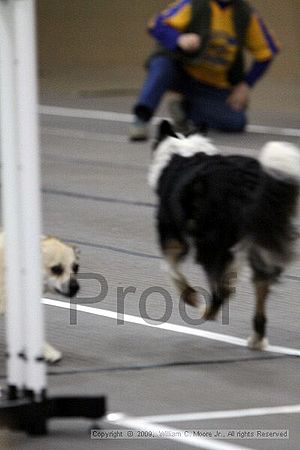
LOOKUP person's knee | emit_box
[218,112,247,132]
[188,98,247,133]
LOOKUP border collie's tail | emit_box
[259,141,300,183]
[249,142,300,257]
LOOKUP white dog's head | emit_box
[42,236,80,298]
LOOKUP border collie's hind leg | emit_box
[248,248,283,351]
[162,239,199,307]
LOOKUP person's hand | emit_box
[177,33,202,53]
[226,82,250,111]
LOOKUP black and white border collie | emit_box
[149,120,300,350]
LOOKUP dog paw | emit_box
[44,342,62,364]
[247,334,269,351]
[198,303,207,319]
[203,308,217,321]
[182,287,199,307]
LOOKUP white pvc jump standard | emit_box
[0,0,25,399]
[0,0,45,401]
[0,0,106,436]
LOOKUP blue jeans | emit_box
[134,55,247,132]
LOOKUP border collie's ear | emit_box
[152,120,177,151]
[158,120,177,139]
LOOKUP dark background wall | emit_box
[37,0,300,112]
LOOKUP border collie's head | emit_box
[149,120,218,189]
[152,120,181,152]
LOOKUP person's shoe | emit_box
[129,118,149,141]
[168,98,189,133]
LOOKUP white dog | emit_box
[0,233,80,363]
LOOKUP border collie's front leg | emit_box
[248,248,283,351]
[247,281,269,351]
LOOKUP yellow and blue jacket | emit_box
[148,0,280,89]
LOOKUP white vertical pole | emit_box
[13,0,46,397]
[0,0,46,399]
[0,0,25,396]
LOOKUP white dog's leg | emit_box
[44,342,62,364]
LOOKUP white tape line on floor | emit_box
[41,125,256,155]
[135,404,300,424]
[42,298,300,357]
[39,105,300,138]
[104,413,254,450]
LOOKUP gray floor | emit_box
[0,95,300,450]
